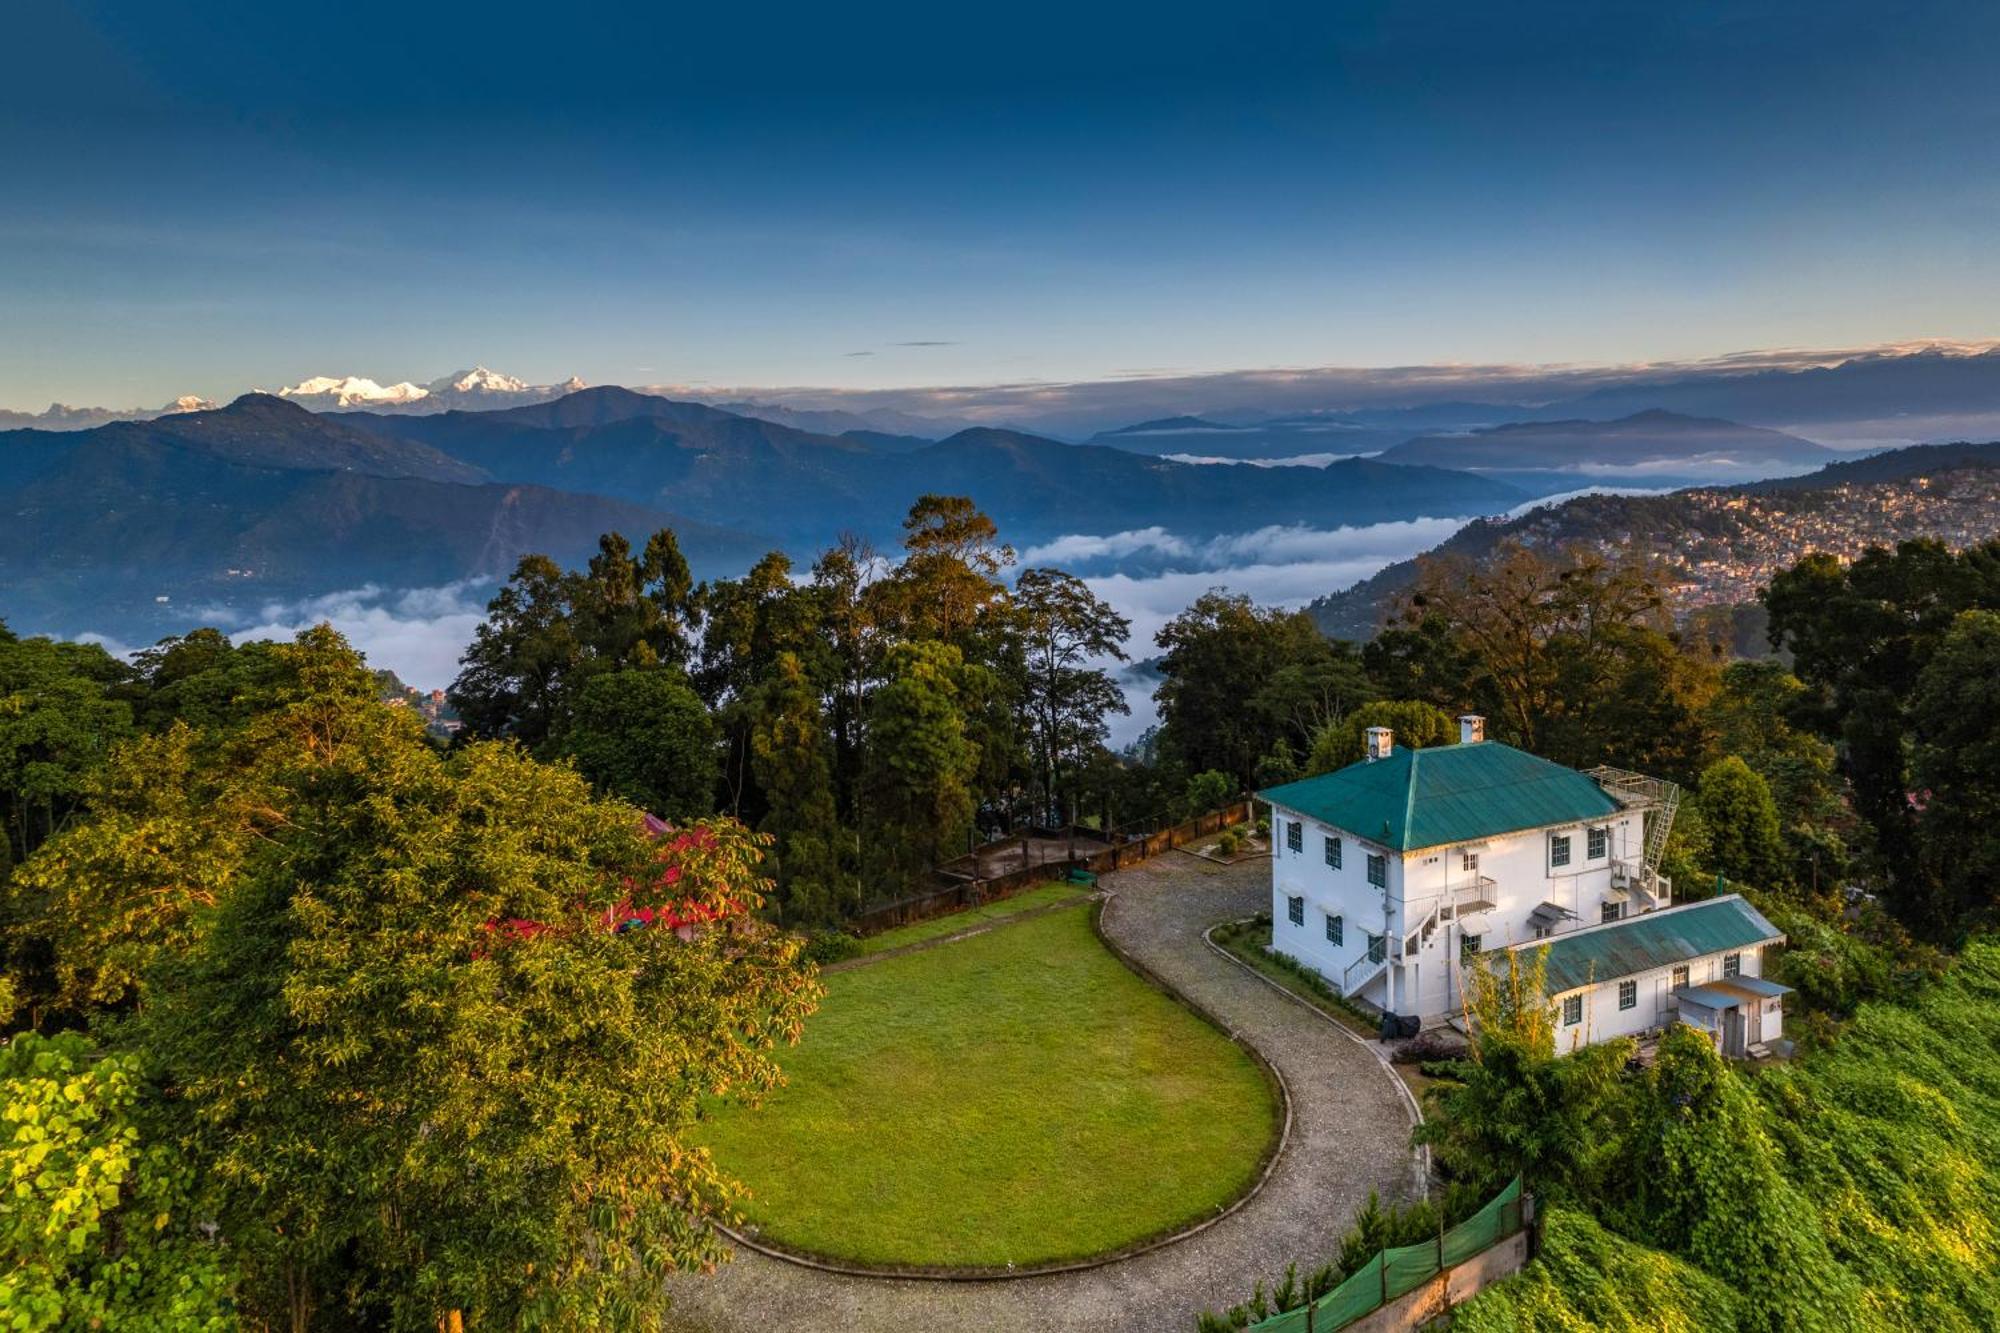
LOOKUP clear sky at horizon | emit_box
[7,1,2000,407]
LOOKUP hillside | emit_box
[1307,445,2000,640]
[0,396,771,639]
[1374,409,1831,478]
[354,388,1525,545]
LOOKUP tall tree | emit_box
[0,635,133,870]
[1694,756,1791,893]
[1908,610,2000,930]
[870,495,1013,647]
[863,641,983,891]
[1013,568,1130,824]
[549,667,720,821]
[750,652,857,924]
[1304,699,1457,774]
[1765,538,2000,927]
[450,529,703,746]
[123,634,818,1330]
[1397,541,1672,758]
[1153,591,1346,788]
[449,553,585,744]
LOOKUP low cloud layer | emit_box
[212,582,493,690]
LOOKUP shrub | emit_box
[1215,830,1242,857]
[803,929,862,964]
[1393,1028,1470,1065]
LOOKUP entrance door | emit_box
[1722,1007,1746,1058]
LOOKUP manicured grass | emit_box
[697,902,1279,1268]
[852,881,1086,956]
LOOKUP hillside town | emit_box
[1506,469,2000,611]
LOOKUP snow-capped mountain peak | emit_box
[277,375,431,407]
[430,366,529,395]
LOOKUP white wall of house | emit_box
[1547,944,1777,1053]
[1269,799,1643,1021]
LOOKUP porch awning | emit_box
[1672,983,1743,1010]
[1714,975,1791,999]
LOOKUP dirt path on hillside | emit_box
[664,856,1421,1333]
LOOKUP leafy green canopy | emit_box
[7,626,822,1331]
[0,1031,235,1331]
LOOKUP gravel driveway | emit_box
[664,853,1421,1333]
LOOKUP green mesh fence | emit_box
[1247,1178,1524,1331]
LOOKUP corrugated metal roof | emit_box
[1512,895,1785,994]
[1715,975,1792,999]
[1674,983,1743,1010]
[1258,741,1620,851]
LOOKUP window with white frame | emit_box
[1325,835,1341,868]
[1326,913,1343,946]
[1366,852,1387,888]
[1549,833,1572,869]
[1367,933,1386,964]
[1287,821,1303,853]
[1287,895,1304,927]
[1460,932,1482,962]
[1587,826,1608,859]
[1618,979,1637,1010]
[1561,994,1583,1025]
[1671,964,1689,990]
[1601,901,1622,924]
[1461,850,1479,874]
[1723,952,1742,978]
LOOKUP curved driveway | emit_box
[665,854,1421,1333]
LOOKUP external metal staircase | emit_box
[1585,765,1680,906]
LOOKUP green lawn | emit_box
[697,902,1279,1269]
[852,881,1086,956]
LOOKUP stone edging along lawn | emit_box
[711,892,1295,1283]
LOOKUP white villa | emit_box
[1259,716,1789,1055]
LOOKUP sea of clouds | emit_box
[74,490,1660,753]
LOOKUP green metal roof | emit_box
[1257,741,1620,851]
[1512,895,1786,994]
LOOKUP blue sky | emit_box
[7,1,2000,407]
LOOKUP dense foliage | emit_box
[1442,941,2000,1331]
[0,626,822,1330]
[447,499,1143,922]
[0,1031,235,1330]
[1765,538,2000,932]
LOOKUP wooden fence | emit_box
[848,800,1258,937]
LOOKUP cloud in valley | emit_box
[206,582,493,691]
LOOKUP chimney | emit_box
[1458,714,1485,744]
[1364,726,1393,762]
